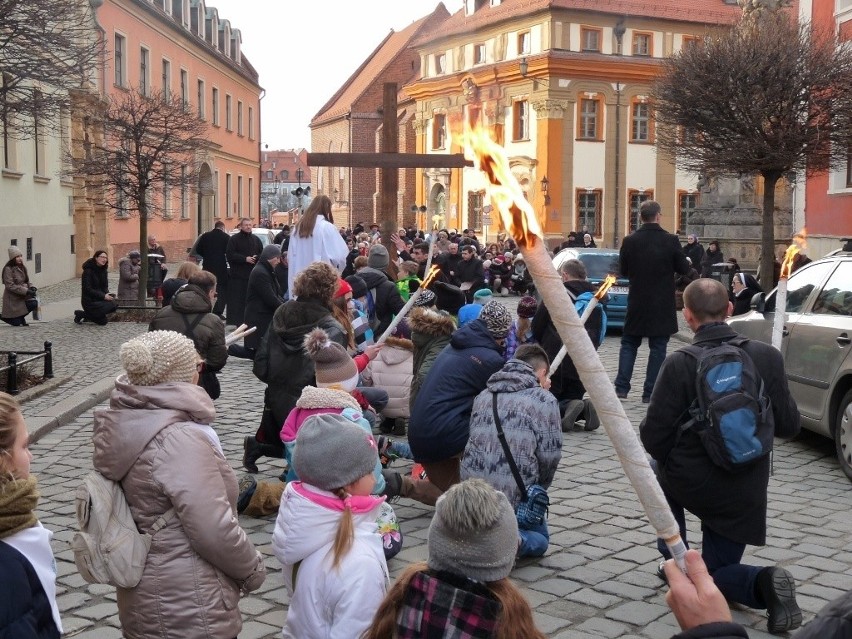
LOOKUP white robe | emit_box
[286,215,349,294]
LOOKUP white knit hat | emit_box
[120,331,199,386]
[8,246,22,260]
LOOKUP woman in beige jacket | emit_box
[92,330,265,639]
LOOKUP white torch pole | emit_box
[548,297,599,378]
[771,277,788,351]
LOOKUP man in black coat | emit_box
[194,220,230,316]
[225,218,263,326]
[234,244,285,359]
[641,278,801,635]
[615,200,690,402]
[455,245,485,302]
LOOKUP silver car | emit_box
[727,252,852,479]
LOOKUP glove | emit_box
[239,552,267,595]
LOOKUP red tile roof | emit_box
[311,7,449,126]
[414,0,744,45]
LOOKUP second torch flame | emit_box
[462,123,689,572]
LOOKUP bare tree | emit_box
[71,88,209,302]
[652,9,852,285]
[0,0,102,137]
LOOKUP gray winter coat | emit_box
[92,379,265,639]
[460,359,562,507]
[1,263,29,319]
[117,257,141,302]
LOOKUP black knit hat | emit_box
[345,275,368,299]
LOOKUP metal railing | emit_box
[0,341,54,395]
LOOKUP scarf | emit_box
[0,476,39,539]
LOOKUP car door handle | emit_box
[782,328,789,337]
[838,333,851,346]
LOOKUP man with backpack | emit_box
[641,278,802,635]
[531,258,605,431]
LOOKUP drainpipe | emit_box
[612,18,626,249]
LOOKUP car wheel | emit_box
[834,390,852,481]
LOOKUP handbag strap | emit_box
[180,313,205,345]
[491,393,528,497]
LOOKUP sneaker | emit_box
[381,470,403,501]
[392,418,407,437]
[377,436,397,468]
[757,567,802,634]
[74,310,84,324]
[655,560,668,585]
[236,475,257,514]
[582,399,600,431]
[378,417,395,435]
[561,400,585,432]
[642,396,651,404]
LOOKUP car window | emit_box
[766,261,834,313]
[811,262,852,316]
[578,253,621,279]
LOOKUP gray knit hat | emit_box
[260,244,281,261]
[293,413,378,491]
[8,246,22,260]
[428,479,518,582]
[414,289,436,307]
[368,244,389,270]
[478,301,512,340]
[120,330,198,386]
[304,328,359,391]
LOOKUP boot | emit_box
[582,398,600,431]
[756,567,802,634]
[392,418,407,436]
[400,474,442,506]
[381,470,403,500]
[243,436,263,473]
[561,400,585,432]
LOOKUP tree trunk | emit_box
[138,192,149,304]
[759,172,780,290]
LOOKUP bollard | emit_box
[44,341,54,378]
[6,352,18,395]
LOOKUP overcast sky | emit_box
[208,0,464,151]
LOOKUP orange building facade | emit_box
[803,0,852,258]
[82,0,262,264]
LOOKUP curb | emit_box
[28,374,118,444]
[15,376,72,405]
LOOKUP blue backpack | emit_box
[573,291,607,346]
[679,336,774,472]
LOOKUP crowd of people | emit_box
[2,198,845,638]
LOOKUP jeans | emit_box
[653,464,763,609]
[518,520,549,558]
[389,441,413,460]
[614,334,670,399]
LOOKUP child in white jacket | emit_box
[272,413,389,639]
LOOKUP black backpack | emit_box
[679,336,774,471]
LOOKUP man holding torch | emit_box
[641,278,802,635]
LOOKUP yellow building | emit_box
[405,0,741,247]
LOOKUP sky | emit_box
[208,0,465,151]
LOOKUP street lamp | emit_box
[541,175,551,206]
[410,203,427,230]
[519,57,549,87]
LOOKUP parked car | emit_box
[552,247,626,331]
[727,252,852,479]
[229,227,275,248]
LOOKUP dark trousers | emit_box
[212,277,228,316]
[614,334,669,399]
[82,300,118,325]
[227,278,249,325]
[656,485,763,609]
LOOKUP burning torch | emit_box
[376,264,441,345]
[462,124,688,572]
[548,274,617,378]
[771,230,806,351]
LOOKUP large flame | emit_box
[595,274,617,300]
[421,265,441,289]
[461,125,543,249]
[780,228,807,279]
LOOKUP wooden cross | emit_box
[307,83,471,258]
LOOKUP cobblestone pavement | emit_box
[19,308,852,638]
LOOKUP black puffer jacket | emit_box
[253,298,346,431]
[80,257,110,306]
[0,539,60,639]
[356,267,405,336]
[148,285,227,371]
[640,323,800,546]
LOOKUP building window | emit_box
[468,190,485,230]
[628,189,654,232]
[114,34,126,87]
[432,114,447,150]
[282,170,289,180]
[225,173,232,217]
[576,189,602,236]
[180,69,188,109]
[474,43,486,65]
[518,31,530,54]
[140,47,150,94]
[59,105,71,172]
[578,97,602,140]
[846,144,852,188]
[681,35,700,51]
[632,32,653,56]
[435,54,446,75]
[677,191,698,233]
[162,59,171,99]
[196,80,205,119]
[631,100,652,142]
[2,73,16,170]
[248,177,253,215]
[181,165,189,218]
[265,169,273,179]
[26,238,32,261]
[512,100,529,141]
[248,106,254,139]
[237,175,243,213]
[212,87,219,125]
[580,27,602,52]
[162,166,171,218]
[213,169,219,217]
[237,100,243,136]
[33,89,45,176]
[225,94,232,131]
